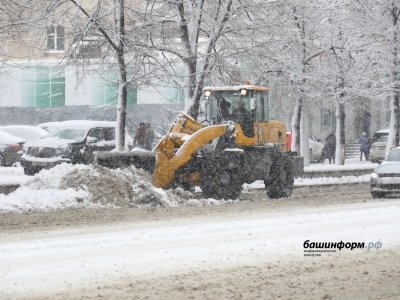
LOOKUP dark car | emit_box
[0,130,25,166]
[20,120,133,175]
[370,146,400,198]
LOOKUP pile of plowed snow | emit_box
[0,164,224,212]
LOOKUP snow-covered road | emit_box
[0,200,399,298]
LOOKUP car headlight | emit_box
[56,147,71,157]
[371,172,378,179]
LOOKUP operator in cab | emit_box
[232,99,253,137]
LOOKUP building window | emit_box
[320,107,335,132]
[47,25,64,51]
[91,73,137,106]
[21,66,65,107]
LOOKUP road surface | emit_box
[0,185,399,299]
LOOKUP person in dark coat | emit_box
[358,132,369,161]
[232,100,253,137]
[323,132,336,164]
[134,122,145,148]
[218,97,231,120]
[144,123,155,151]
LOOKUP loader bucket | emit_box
[95,150,156,172]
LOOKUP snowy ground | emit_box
[0,160,398,299]
[0,199,398,299]
[0,159,376,213]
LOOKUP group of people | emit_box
[134,122,155,150]
[321,131,370,163]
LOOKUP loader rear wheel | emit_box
[265,155,294,199]
[201,165,242,200]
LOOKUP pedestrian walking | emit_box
[144,123,155,151]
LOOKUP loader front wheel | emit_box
[201,166,242,200]
[265,155,294,199]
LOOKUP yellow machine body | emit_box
[152,85,290,189]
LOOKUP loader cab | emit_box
[200,85,271,137]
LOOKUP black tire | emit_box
[371,191,385,199]
[200,161,243,200]
[265,155,294,199]
[0,153,5,167]
[24,167,39,176]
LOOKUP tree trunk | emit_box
[291,97,302,152]
[300,112,310,167]
[185,60,198,118]
[387,3,400,154]
[335,101,346,165]
[115,0,127,152]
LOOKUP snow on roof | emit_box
[375,128,389,134]
[47,120,117,129]
[38,120,118,129]
[0,130,25,144]
[203,85,271,92]
[37,121,62,128]
[0,125,48,142]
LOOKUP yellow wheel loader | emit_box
[97,84,303,199]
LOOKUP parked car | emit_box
[0,125,48,146]
[309,138,324,163]
[369,128,389,163]
[370,146,400,198]
[0,130,25,166]
[286,131,324,162]
[20,120,134,175]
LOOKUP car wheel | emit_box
[266,155,294,199]
[200,157,243,200]
[24,167,39,176]
[371,191,385,199]
[0,153,5,167]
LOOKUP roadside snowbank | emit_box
[0,164,226,212]
[0,163,372,213]
[305,159,377,172]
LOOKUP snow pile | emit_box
[58,164,190,208]
[0,167,30,186]
[0,164,201,212]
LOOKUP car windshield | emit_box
[386,149,400,162]
[375,134,388,143]
[46,128,87,140]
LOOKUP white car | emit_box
[21,120,134,175]
[0,125,48,145]
[309,138,324,163]
[370,146,400,198]
[286,131,324,163]
[369,128,389,163]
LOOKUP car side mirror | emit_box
[87,136,98,143]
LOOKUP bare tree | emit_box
[130,0,240,119]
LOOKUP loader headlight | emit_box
[371,172,378,179]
